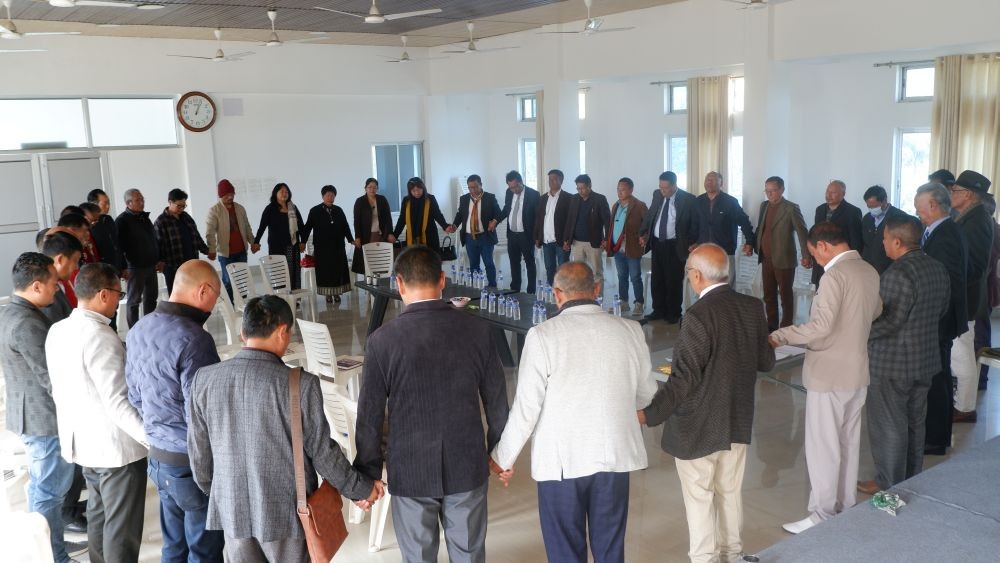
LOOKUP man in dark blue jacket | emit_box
[126,259,224,562]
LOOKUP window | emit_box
[578,89,587,120]
[664,135,688,188]
[898,64,935,101]
[729,135,744,203]
[730,76,745,113]
[372,142,424,213]
[579,139,586,174]
[892,129,931,215]
[665,83,688,114]
[518,96,537,122]
[518,138,539,189]
[0,97,179,151]
[0,99,88,150]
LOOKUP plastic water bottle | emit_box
[512,299,521,321]
[539,302,548,322]
[473,270,480,289]
[613,295,622,317]
[389,270,397,290]
[498,272,504,290]
[480,286,489,310]
[535,283,543,301]
[451,264,457,282]
[596,295,603,308]
[458,265,465,284]
[532,302,540,325]
[488,292,497,314]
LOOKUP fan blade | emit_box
[313,6,363,18]
[441,49,466,54]
[591,26,633,33]
[0,22,11,34]
[284,35,330,43]
[721,0,749,4]
[25,31,82,35]
[76,0,138,6]
[475,46,518,53]
[537,30,582,34]
[225,51,255,61]
[167,54,213,60]
[0,48,45,53]
[384,8,441,21]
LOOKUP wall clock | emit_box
[177,91,217,132]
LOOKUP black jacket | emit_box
[639,188,699,259]
[91,214,119,268]
[498,186,540,237]
[452,192,502,246]
[812,200,864,285]
[955,203,996,320]
[563,192,611,249]
[354,300,509,497]
[534,190,572,246]
[861,205,911,274]
[923,218,969,342]
[693,191,755,255]
[393,194,449,252]
[115,209,159,269]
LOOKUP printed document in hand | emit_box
[774,345,806,361]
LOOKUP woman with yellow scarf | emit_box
[392,177,450,253]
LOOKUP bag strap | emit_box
[288,367,309,515]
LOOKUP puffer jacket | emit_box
[125,301,219,465]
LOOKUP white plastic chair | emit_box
[362,242,394,279]
[226,262,258,313]
[296,319,363,399]
[368,468,392,552]
[213,291,306,366]
[157,271,169,301]
[318,380,366,525]
[0,511,53,562]
[260,254,317,322]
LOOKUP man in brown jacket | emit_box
[755,176,812,331]
[608,177,649,316]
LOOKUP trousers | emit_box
[125,266,158,328]
[761,256,795,331]
[537,471,629,563]
[83,458,148,563]
[506,231,537,293]
[805,387,867,522]
[391,482,488,563]
[866,375,931,489]
[675,444,748,563]
[952,320,979,412]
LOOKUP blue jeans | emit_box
[613,251,644,304]
[542,242,571,285]
[218,252,248,302]
[147,459,224,563]
[21,434,75,563]
[465,237,497,287]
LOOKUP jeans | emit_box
[21,434,75,563]
[147,458,224,563]
[542,242,571,285]
[217,252,248,302]
[464,237,497,287]
[613,251,643,304]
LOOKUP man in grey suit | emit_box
[188,295,383,562]
[638,171,698,324]
[0,252,80,563]
[858,216,950,495]
[640,244,775,562]
[355,245,509,563]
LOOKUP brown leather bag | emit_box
[288,368,349,562]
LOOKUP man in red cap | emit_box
[205,179,259,300]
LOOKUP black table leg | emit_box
[492,327,516,367]
[365,295,389,346]
[515,333,526,363]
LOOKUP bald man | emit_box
[126,259,225,562]
[641,244,774,563]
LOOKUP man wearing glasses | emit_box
[154,189,210,295]
[753,176,812,331]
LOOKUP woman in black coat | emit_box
[254,183,305,289]
[352,177,394,275]
[303,185,355,303]
[393,177,449,253]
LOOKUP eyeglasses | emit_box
[948,186,970,194]
[171,202,188,209]
[102,287,124,294]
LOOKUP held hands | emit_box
[354,480,386,511]
[388,234,397,244]
[563,242,571,252]
[768,335,781,349]
[487,219,498,232]
[742,244,754,257]
[801,257,813,269]
[636,409,647,426]
[251,243,261,254]
[207,252,217,261]
[155,261,165,273]
[639,235,648,248]
[354,238,362,248]
[445,225,457,234]
[489,458,514,487]
[299,243,306,253]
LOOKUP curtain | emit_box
[931,53,1000,198]
[687,75,731,195]
[535,89,545,188]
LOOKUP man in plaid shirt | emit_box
[154,189,209,294]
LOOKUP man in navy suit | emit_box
[451,174,502,288]
[498,171,540,294]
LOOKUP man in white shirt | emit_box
[534,169,572,285]
[638,171,698,324]
[47,262,149,563]
[498,171,540,294]
[491,261,657,562]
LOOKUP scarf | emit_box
[405,197,430,246]
[287,204,299,246]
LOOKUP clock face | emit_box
[177,93,216,132]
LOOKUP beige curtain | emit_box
[535,90,545,188]
[687,75,731,195]
[931,53,1000,196]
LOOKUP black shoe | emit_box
[644,312,666,321]
[924,445,947,456]
[665,316,681,325]
[65,541,88,557]
[63,516,87,535]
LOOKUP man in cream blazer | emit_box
[770,223,881,535]
[491,261,657,563]
[47,263,148,563]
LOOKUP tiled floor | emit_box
[14,264,1000,562]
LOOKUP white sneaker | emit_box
[782,516,816,534]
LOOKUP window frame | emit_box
[0,96,181,154]
[371,141,425,214]
[664,82,688,115]
[897,63,935,103]
[517,95,537,122]
[578,89,587,120]
[891,127,931,213]
[518,137,539,189]
[663,134,688,188]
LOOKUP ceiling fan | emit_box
[2,0,81,38]
[382,35,445,63]
[442,22,517,55]
[45,0,138,8]
[0,47,44,52]
[723,0,767,9]
[260,9,331,47]
[168,28,254,62]
[313,0,441,23]
[539,0,634,35]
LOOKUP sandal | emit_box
[325,296,333,303]
[334,295,342,303]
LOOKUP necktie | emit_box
[471,196,480,240]
[658,196,671,240]
[921,229,930,248]
[512,193,522,232]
